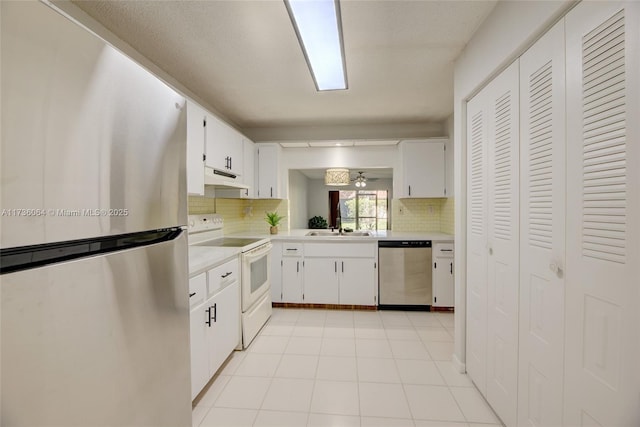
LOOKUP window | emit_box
[337,190,388,231]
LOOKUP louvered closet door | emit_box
[466,92,489,395]
[485,61,520,427]
[565,2,640,426]
[518,19,566,427]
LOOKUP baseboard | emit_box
[272,302,376,311]
[452,353,466,374]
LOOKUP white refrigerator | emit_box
[1,2,191,425]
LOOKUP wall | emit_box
[188,196,289,234]
[451,0,575,371]
[288,170,309,229]
[307,179,330,220]
[245,122,443,142]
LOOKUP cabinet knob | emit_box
[488,246,493,255]
[549,261,563,278]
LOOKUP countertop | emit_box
[188,246,240,277]
[227,229,454,243]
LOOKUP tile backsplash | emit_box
[189,196,451,235]
[441,198,455,235]
[391,198,453,233]
[188,196,289,234]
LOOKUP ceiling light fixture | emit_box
[354,171,367,188]
[325,168,350,186]
[284,0,348,91]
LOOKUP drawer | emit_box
[189,272,207,309]
[282,242,303,257]
[434,243,454,258]
[304,242,376,258]
[207,257,239,297]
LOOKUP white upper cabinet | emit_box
[399,139,447,198]
[205,114,242,176]
[214,138,255,198]
[256,143,282,199]
[242,139,255,198]
[186,101,206,195]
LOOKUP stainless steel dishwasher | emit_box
[378,240,432,310]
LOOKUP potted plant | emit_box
[308,216,328,229]
[265,211,284,234]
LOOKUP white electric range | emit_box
[188,214,272,348]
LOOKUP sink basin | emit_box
[306,230,373,237]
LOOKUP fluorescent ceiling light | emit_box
[285,0,348,91]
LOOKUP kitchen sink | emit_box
[306,230,373,237]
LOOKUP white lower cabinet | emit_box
[206,281,240,378]
[338,258,377,306]
[272,242,378,306]
[189,259,240,400]
[432,243,454,307]
[304,241,377,306]
[189,273,208,400]
[303,258,339,304]
[282,258,304,302]
[303,257,376,305]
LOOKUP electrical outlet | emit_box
[428,205,434,214]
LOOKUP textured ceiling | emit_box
[71,0,496,131]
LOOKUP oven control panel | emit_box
[188,214,223,233]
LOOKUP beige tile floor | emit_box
[192,308,503,427]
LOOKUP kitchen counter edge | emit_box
[227,229,454,243]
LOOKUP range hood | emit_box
[204,167,249,189]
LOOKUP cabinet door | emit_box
[433,256,454,307]
[186,101,206,195]
[339,258,376,306]
[402,141,446,197]
[564,2,640,426]
[226,127,243,175]
[303,258,339,304]
[242,139,255,198]
[271,243,283,302]
[518,19,566,427]
[205,114,227,171]
[282,258,303,303]
[207,282,241,377]
[205,115,242,174]
[257,145,281,199]
[190,304,208,400]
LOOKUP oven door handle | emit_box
[243,243,273,261]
